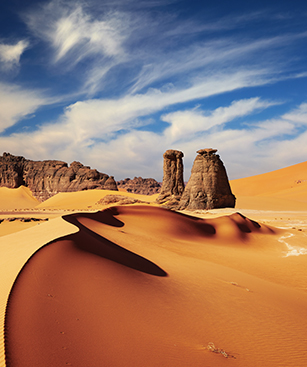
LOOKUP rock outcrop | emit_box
[116,177,161,195]
[178,149,235,210]
[96,195,149,206]
[156,149,184,205]
[0,152,118,201]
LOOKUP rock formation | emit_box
[156,149,184,205]
[178,149,235,210]
[0,152,118,201]
[116,177,161,195]
[96,195,149,206]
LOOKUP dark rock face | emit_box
[156,149,184,205]
[116,177,161,195]
[0,152,118,201]
[178,149,235,210]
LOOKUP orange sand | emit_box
[4,206,307,366]
[230,161,307,211]
[35,189,159,211]
[1,161,307,367]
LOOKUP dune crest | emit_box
[5,206,307,367]
[0,186,39,210]
[231,160,307,210]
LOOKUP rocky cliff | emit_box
[0,152,118,201]
[178,149,236,210]
[116,177,161,195]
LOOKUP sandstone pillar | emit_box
[156,149,184,205]
[178,149,235,210]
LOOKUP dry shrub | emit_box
[207,342,236,359]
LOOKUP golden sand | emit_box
[1,161,307,366]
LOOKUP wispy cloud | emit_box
[52,68,276,145]
[0,83,47,133]
[24,0,131,95]
[23,0,305,98]
[51,7,127,62]
[128,31,307,94]
[1,97,306,180]
[282,103,307,124]
[162,97,281,142]
[0,40,29,70]
[0,0,306,181]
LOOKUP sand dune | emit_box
[4,206,307,367]
[0,187,39,211]
[231,161,307,210]
[35,189,158,210]
[0,217,78,367]
[1,160,307,366]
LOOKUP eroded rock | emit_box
[0,152,118,201]
[96,195,149,206]
[117,177,161,195]
[178,149,235,210]
[156,149,184,205]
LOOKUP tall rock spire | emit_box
[156,149,184,205]
[178,149,235,210]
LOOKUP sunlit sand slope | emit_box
[35,189,158,210]
[230,161,307,210]
[0,187,39,210]
[5,206,307,367]
[0,218,78,367]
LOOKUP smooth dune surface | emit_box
[35,189,158,210]
[0,217,78,367]
[230,161,307,210]
[0,187,39,211]
[4,206,307,367]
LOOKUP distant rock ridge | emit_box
[116,177,161,195]
[0,152,118,202]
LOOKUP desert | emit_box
[0,159,307,367]
[1,1,307,365]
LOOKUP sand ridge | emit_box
[230,161,307,211]
[4,206,307,366]
[0,217,78,367]
[1,160,307,366]
[0,187,40,211]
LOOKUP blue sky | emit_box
[0,0,307,181]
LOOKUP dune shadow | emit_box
[236,212,261,229]
[64,207,125,228]
[63,211,167,277]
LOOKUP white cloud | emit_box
[129,35,288,94]
[0,66,277,167]
[24,0,303,99]
[25,2,129,63]
[282,103,307,124]
[1,1,307,181]
[0,40,29,69]
[48,68,274,147]
[0,83,47,133]
[2,97,307,181]
[24,0,131,95]
[162,97,279,142]
[51,6,126,62]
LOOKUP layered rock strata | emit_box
[178,149,235,210]
[0,152,117,201]
[156,149,185,205]
[117,177,161,195]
